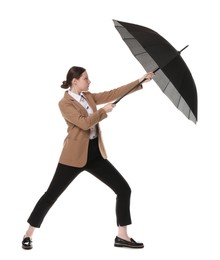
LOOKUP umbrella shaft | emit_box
[153,45,188,72]
[113,80,142,104]
[113,43,188,105]
[153,67,160,73]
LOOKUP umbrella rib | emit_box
[123,37,134,40]
[188,108,191,119]
[177,95,181,109]
[135,51,147,57]
[163,81,170,93]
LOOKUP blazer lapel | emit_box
[64,91,88,115]
[84,92,97,112]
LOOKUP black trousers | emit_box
[27,138,132,228]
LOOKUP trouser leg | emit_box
[87,159,132,226]
[27,163,81,227]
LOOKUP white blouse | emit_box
[68,90,98,139]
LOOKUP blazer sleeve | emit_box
[58,100,107,131]
[91,80,142,105]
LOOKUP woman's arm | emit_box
[91,72,154,105]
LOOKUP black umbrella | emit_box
[113,19,198,124]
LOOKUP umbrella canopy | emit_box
[113,19,198,123]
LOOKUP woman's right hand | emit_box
[102,103,116,113]
[139,71,154,83]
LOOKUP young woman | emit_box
[22,66,154,250]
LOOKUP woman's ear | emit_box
[71,78,77,86]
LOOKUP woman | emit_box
[22,66,154,250]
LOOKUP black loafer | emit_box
[114,236,144,249]
[22,236,33,250]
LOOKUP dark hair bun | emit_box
[60,80,69,89]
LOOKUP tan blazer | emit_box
[58,80,142,167]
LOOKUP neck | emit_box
[70,86,80,95]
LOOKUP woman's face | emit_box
[72,71,91,93]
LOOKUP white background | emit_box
[0,0,219,259]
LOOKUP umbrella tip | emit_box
[179,45,189,54]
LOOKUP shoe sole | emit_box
[22,245,33,250]
[114,243,144,249]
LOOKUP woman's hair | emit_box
[60,66,86,89]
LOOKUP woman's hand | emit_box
[102,103,116,113]
[139,71,154,83]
